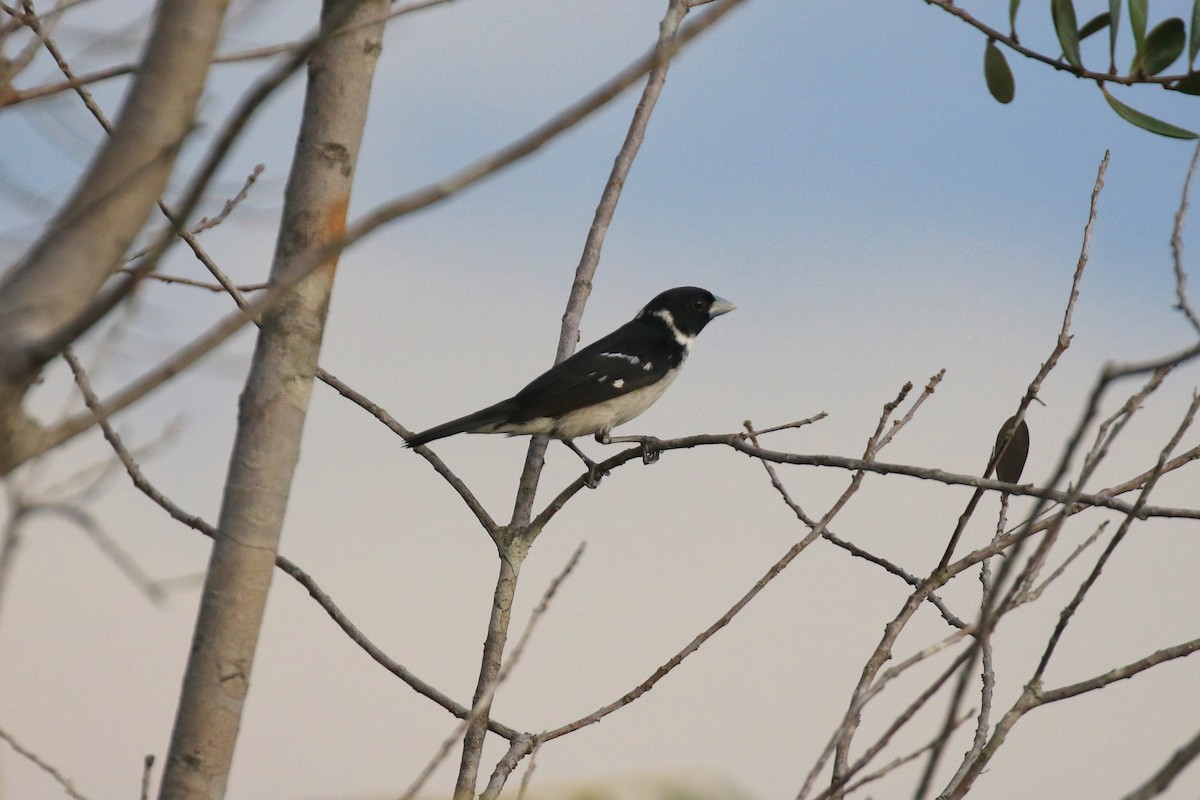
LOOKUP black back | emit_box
[506,287,724,422]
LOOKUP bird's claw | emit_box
[584,462,609,489]
[640,436,662,465]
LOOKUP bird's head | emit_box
[637,286,736,341]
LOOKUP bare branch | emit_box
[748,413,827,437]
[831,711,973,800]
[744,419,965,629]
[478,545,586,800]
[114,270,270,293]
[480,736,538,800]
[1041,636,1200,705]
[543,406,884,745]
[1021,521,1108,605]
[800,624,978,794]
[1031,391,1200,686]
[947,392,1200,798]
[875,369,945,451]
[513,739,542,800]
[141,754,155,800]
[812,649,973,800]
[1120,724,1200,800]
[937,153,1107,574]
[0,725,91,800]
[1171,141,1200,336]
[531,431,1200,536]
[124,164,265,266]
[317,368,499,533]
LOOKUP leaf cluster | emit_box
[979,0,1200,138]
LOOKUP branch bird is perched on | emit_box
[406,286,735,484]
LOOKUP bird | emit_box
[406,286,735,484]
[991,414,1030,485]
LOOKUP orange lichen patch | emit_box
[319,194,350,277]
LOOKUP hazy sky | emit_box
[3,1,1200,799]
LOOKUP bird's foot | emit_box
[584,461,608,489]
[564,440,607,488]
[597,432,662,465]
[638,436,662,464]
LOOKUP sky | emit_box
[3,1,1200,799]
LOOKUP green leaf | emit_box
[1102,88,1199,138]
[1140,17,1186,75]
[1052,0,1083,68]
[1010,0,1021,35]
[1109,0,1122,66]
[1129,0,1148,62]
[1079,12,1111,41]
[984,41,1016,103]
[1190,0,1200,67]
[1174,71,1200,94]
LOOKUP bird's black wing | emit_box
[506,319,682,423]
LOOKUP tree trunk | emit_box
[0,0,229,472]
[157,3,387,798]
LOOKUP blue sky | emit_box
[3,1,1200,799]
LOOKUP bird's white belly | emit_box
[509,368,680,440]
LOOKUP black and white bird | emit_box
[406,286,735,483]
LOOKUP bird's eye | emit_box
[692,299,705,310]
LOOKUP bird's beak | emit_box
[709,296,736,318]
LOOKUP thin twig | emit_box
[938,504,1006,797]
[1171,140,1200,335]
[514,739,542,800]
[114,270,270,293]
[1042,636,1200,705]
[811,649,973,800]
[1120,724,1200,800]
[140,754,155,800]
[834,711,974,799]
[0,725,91,800]
[875,369,945,451]
[123,164,265,262]
[1022,521,1108,604]
[24,502,167,603]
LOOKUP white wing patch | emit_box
[613,379,625,388]
[600,352,641,365]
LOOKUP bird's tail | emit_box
[405,401,515,448]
